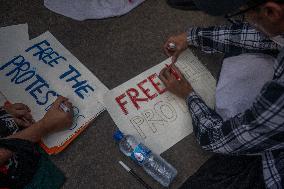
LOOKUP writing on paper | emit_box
[115,73,166,115]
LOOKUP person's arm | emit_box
[0,121,47,165]
[164,22,280,63]
[159,65,284,155]
[3,102,34,128]
[6,121,52,142]
[0,120,58,166]
[186,81,284,154]
[0,96,73,165]
[187,22,280,54]
[0,121,48,165]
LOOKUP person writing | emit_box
[160,0,284,188]
[0,96,73,188]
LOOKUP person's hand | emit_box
[164,32,188,63]
[4,102,34,128]
[159,65,193,99]
[39,96,73,134]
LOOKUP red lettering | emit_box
[137,79,157,100]
[115,93,128,115]
[126,88,148,110]
[148,73,166,94]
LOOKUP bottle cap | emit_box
[113,130,124,142]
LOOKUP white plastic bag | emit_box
[215,53,275,120]
[44,0,145,21]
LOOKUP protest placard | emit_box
[0,31,108,154]
[104,50,216,154]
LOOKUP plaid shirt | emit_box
[186,23,284,189]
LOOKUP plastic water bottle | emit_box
[114,130,177,187]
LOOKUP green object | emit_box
[24,146,65,189]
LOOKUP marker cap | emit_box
[113,130,124,142]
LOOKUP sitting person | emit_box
[160,0,284,188]
[0,96,73,189]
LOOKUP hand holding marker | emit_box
[59,103,70,112]
[165,42,181,81]
[168,42,176,50]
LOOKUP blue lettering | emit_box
[15,70,36,84]
[35,90,58,105]
[0,55,24,71]
[25,74,46,91]
[26,40,51,60]
[26,75,57,106]
[0,55,31,82]
[1,55,59,106]
[59,65,84,87]
[74,84,94,99]
[42,51,66,67]
[60,65,94,99]
[25,40,66,67]
[29,83,49,99]
[69,106,85,130]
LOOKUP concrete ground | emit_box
[1,1,226,188]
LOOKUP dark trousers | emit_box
[180,154,265,189]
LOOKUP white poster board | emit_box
[0,24,29,58]
[0,31,108,152]
[104,50,216,154]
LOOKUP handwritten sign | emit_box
[104,50,216,154]
[0,31,108,153]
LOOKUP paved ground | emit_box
[1,1,226,188]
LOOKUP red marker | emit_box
[165,64,181,81]
[4,100,12,108]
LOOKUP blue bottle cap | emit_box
[113,130,124,142]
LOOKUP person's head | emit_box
[193,0,284,37]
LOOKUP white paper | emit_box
[104,50,216,154]
[0,31,108,148]
[0,24,29,106]
[0,24,29,59]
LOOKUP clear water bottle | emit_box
[113,130,177,187]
